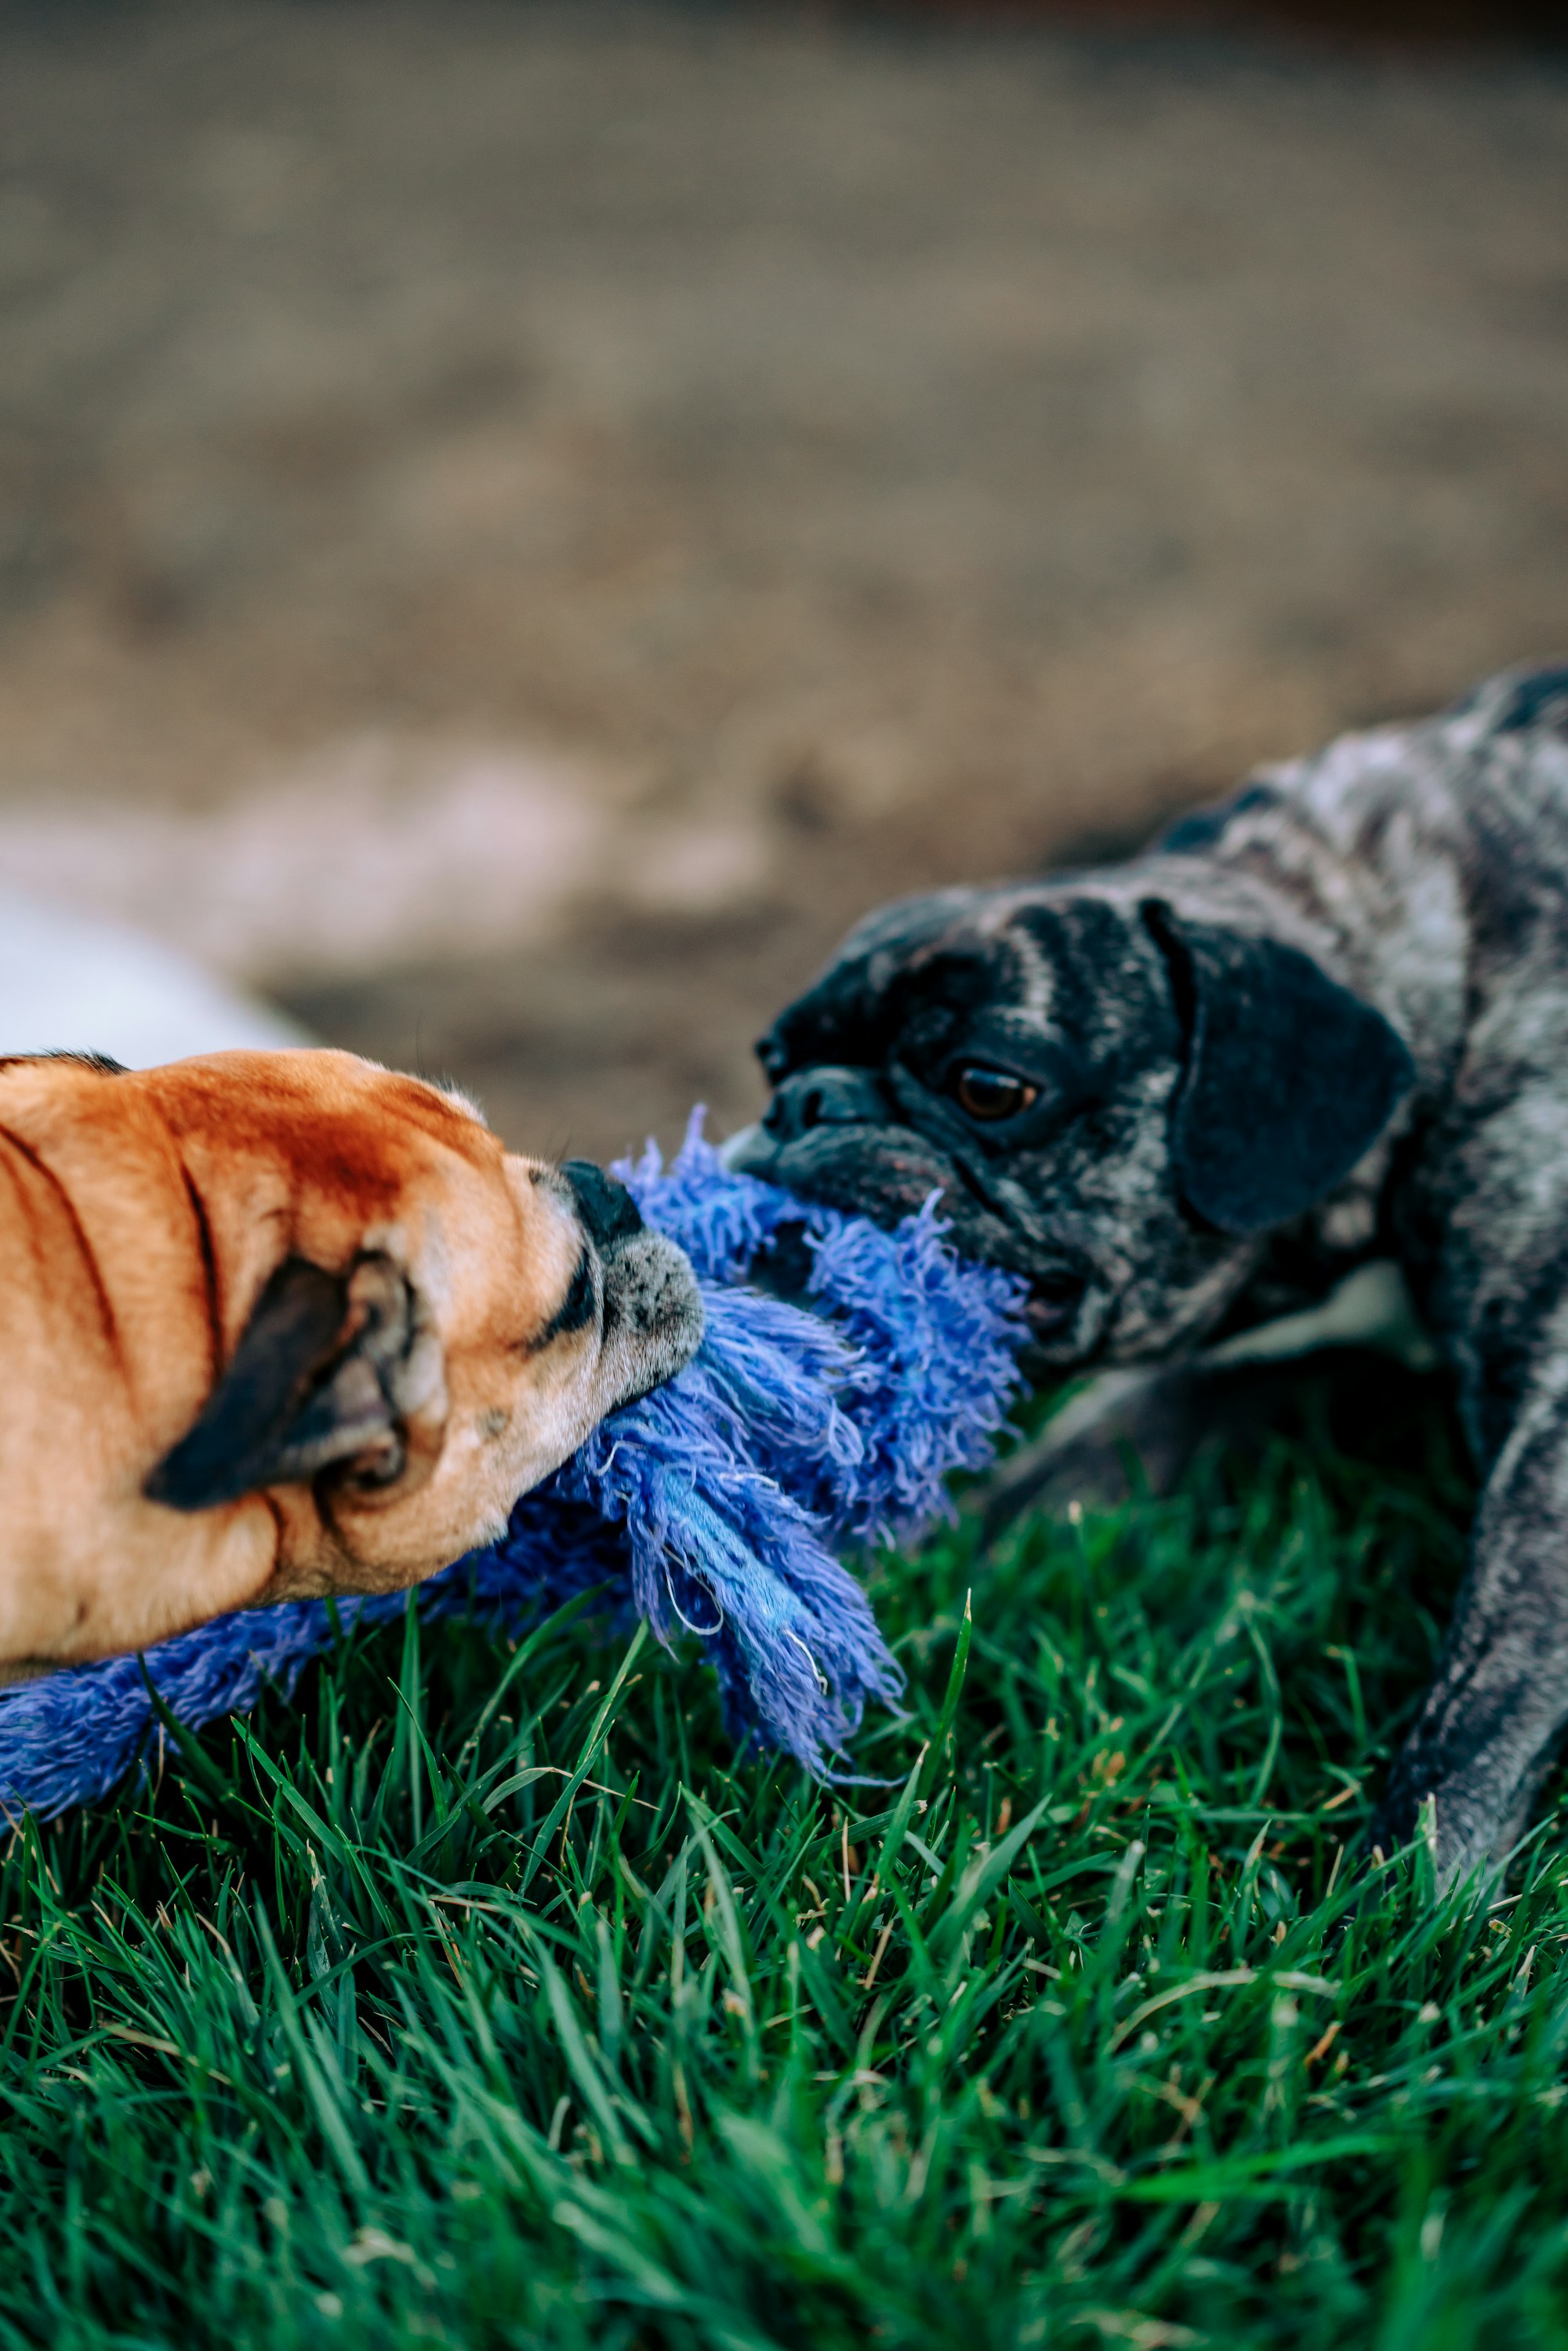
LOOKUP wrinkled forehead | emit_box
[763,886,1156,1076]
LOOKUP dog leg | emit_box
[1374,1365,1568,1888]
[981,1357,1305,1537]
[983,1259,1436,1541]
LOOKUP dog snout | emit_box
[562,1160,644,1251]
[762,1066,887,1145]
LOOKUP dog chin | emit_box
[600,1230,706,1406]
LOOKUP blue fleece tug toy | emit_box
[0,1116,1029,1819]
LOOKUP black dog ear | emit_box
[1142,901,1416,1237]
[146,1254,414,1511]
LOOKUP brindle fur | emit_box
[735,663,1568,1887]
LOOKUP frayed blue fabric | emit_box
[0,1114,1028,1819]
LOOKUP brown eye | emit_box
[953,1066,1038,1122]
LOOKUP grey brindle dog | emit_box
[733,663,1568,1888]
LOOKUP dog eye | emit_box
[953,1066,1039,1121]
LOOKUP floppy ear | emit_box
[1142,901,1416,1237]
[146,1254,416,1511]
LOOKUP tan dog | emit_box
[0,1048,702,1675]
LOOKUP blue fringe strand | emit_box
[0,1113,1028,1817]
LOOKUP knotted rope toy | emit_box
[0,1115,1029,1818]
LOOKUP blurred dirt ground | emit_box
[1,1,1565,1159]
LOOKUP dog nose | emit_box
[762,1066,886,1145]
[562,1161,644,1250]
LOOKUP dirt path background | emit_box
[2,2,1565,1159]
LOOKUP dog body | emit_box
[0,1048,701,1673]
[736,664,1568,1882]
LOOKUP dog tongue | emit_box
[1025,1274,1086,1340]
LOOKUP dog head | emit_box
[139,1051,702,1596]
[732,879,1415,1365]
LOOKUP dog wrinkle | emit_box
[177,1164,223,1382]
[0,1119,123,1368]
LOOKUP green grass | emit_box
[7,1403,1568,2349]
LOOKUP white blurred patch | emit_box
[628,823,768,913]
[0,737,613,985]
[0,889,311,1070]
[1204,1259,1439,1373]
